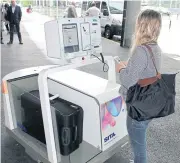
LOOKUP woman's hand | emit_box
[116,62,127,73]
[121,61,128,66]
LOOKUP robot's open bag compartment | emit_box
[21,89,83,156]
[4,67,128,163]
[7,75,82,155]
[3,65,128,163]
[6,71,110,163]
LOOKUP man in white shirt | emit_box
[86,2,101,17]
[12,3,15,13]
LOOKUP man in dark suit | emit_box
[1,3,4,44]
[7,0,23,44]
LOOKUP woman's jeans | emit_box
[127,115,151,163]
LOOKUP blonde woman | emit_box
[116,9,162,163]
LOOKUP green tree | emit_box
[21,0,33,7]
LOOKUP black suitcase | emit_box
[21,90,83,155]
[21,90,46,143]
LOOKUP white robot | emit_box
[2,17,128,163]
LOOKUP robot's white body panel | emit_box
[49,69,127,151]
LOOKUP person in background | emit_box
[1,31,3,44]
[67,1,77,18]
[86,2,100,17]
[169,14,172,31]
[6,0,23,44]
[1,4,4,44]
[27,4,32,13]
[4,3,10,33]
[116,9,162,163]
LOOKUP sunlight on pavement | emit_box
[22,9,53,54]
[159,15,180,60]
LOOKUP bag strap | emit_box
[144,44,159,76]
[138,44,161,87]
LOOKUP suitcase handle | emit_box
[73,126,77,143]
[61,127,70,146]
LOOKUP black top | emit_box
[7,5,22,24]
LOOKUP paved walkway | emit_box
[1,10,180,163]
[159,15,180,58]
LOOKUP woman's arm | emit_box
[119,46,148,89]
[116,61,128,73]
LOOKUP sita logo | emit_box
[104,132,116,143]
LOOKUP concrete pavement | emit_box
[1,10,180,163]
[159,15,180,59]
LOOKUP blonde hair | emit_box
[132,9,162,52]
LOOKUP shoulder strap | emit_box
[144,44,159,75]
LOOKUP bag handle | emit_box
[144,44,159,76]
[137,44,161,87]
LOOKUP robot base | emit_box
[6,128,128,163]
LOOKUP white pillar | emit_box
[159,0,162,7]
[49,0,54,7]
[121,1,141,47]
[56,0,59,19]
[42,0,45,7]
[170,0,172,8]
[48,0,54,17]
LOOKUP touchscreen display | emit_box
[62,24,79,53]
